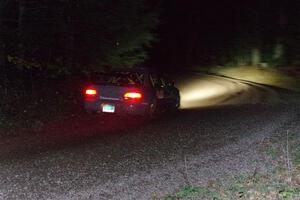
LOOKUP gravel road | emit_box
[0,74,299,200]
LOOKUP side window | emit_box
[137,73,144,85]
[162,76,174,87]
[150,74,166,99]
[150,74,162,88]
[159,77,166,87]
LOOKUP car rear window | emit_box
[91,72,144,87]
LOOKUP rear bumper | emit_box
[84,100,149,116]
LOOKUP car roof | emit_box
[111,67,157,74]
[91,67,162,77]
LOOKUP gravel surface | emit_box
[0,74,299,200]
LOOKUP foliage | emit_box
[151,0,300,69]
[1,0,158,75]
[0,77,84,133]
[165,186,220,200]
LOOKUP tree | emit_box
[0,0,9,91]
[70,0,159,70]
[5,0,158,75]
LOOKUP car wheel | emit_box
[85,109,97,114]
[146,100,157,120]
[175,95,180,109]
[171,94,180,110]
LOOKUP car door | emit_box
[149,73,165,108]
[160,76,178,108]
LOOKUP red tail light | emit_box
[85,89,97,96]
[85,88,98,102]
[124,92,142,101]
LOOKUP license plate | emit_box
[102,104,115,113]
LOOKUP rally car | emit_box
[83,68,180,117]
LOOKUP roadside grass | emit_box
[164,131,300,200]
[0,84,83,135]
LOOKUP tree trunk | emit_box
[0,1,7,94]
[0,2,4,68]
[18,1,32,93]
[251,48,261,66]
[65,32,74,71]
[18,0,26,62]
[65,3,74,72]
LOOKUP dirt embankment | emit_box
[207,66,300,92]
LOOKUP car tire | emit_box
[145,100,157,120]
[86,109,97,114]
[175,95,180,109]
